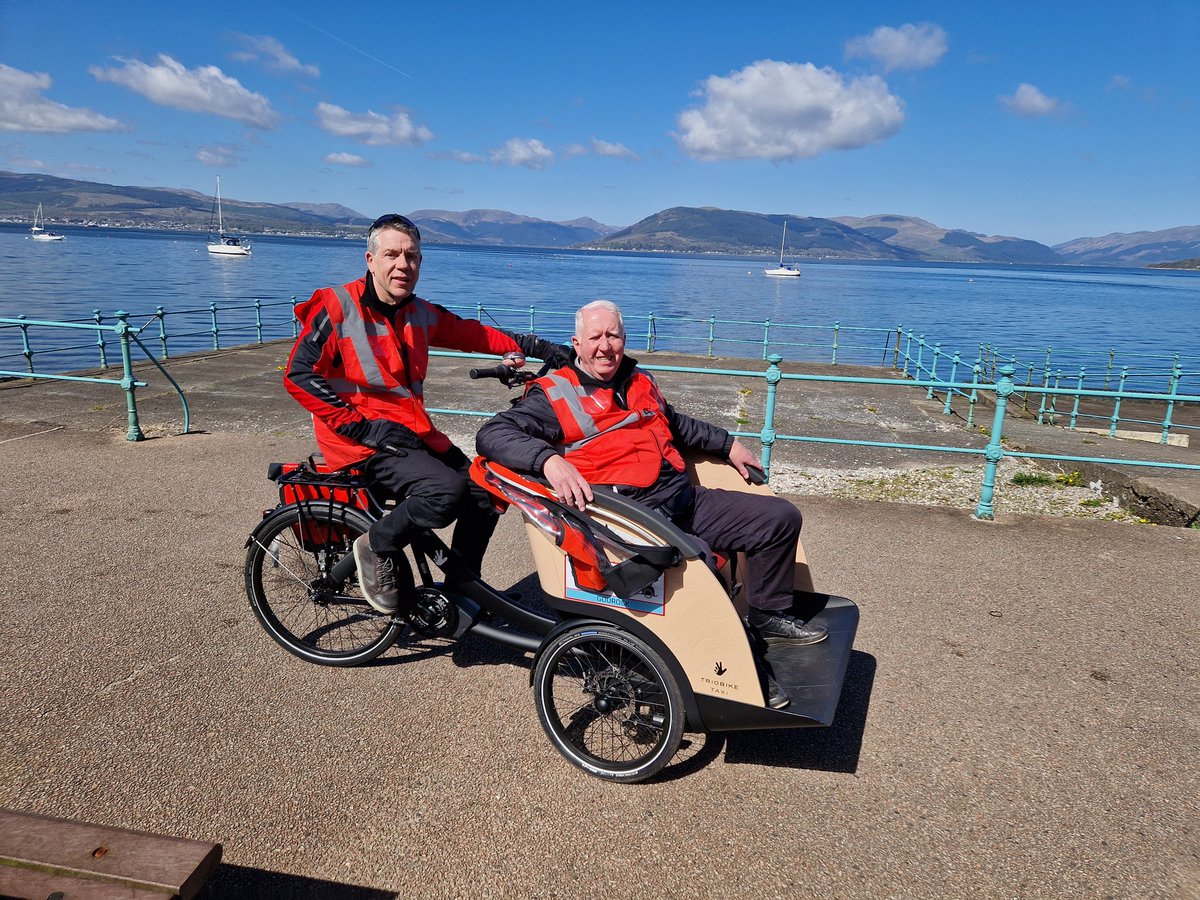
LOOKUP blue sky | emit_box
[1,1,1196,245]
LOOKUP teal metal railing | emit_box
[4,299,1194,455]
[892,327,1197,445]
[0,312,190,440]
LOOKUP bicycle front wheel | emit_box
[245,502,407,666]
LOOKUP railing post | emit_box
[893,324,902,369]
[17,315,33,374]
[291,296,300,338]
[155,305,170,359]
[706,315,716,358]
[93,309,109,368]
[926,343,941,399]
[476,301,484,322]
[943,353,961,415]
[1048,369,1062,424]
[254,298,264,344]
[1069,367,1086,430]
[901,331,913,376]
[966,362,981,428]
[762,319,772,360]
[1022,364,1034,412]
[1109,367,1128,437]
[974,365,1015,520]
[915,336,926,380]
[759,354,783,478]
[1160,365,1183,444]
[209,301,220,351]
[115,310,145,442]
[1103,348,1115,390]
[528,305,536,333]
[646,312,656,352]
[831,321,840,365]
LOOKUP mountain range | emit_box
[3,171,1197,267]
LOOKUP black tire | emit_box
[245,502,407,666]
[533,624,685,783]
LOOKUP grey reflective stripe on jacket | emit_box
[541,373,643,453]
[330,285,411,398]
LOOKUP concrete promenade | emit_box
[1,343,1197,899]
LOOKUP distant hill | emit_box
[1147,257,1200,270]
[3,170,1196,264]
[587,207,916,259]
[406,208,620,247]
[1053,226,1200,265]
[0,171,364,235]
[833,214,1061,264]
[281,201,371,224]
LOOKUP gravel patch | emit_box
[771,456,1154,525]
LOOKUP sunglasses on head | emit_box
[370,213,421,241]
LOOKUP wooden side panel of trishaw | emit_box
[522,455,815,709]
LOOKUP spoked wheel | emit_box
[533,624,685,783]
[245,502,407,666]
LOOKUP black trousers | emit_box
[676,485,803,613]
[360,443,498,577]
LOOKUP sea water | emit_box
[2,223,1197,386]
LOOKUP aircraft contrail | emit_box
[261,1,413,80]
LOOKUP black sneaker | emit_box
[766,675,791,710]
[353,534,400,614]
[746,608,828,646]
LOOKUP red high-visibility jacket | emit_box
[285,277,520,469]
[535,366,685,488]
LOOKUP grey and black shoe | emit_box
[746,608,828,646]
[353,534,400,614]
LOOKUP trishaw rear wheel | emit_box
[533,624,684,783]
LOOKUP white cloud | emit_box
[1000,83,1064,117]
[324,151,371,167]
[90,55,278,127]
[0,64,124,134]
[231,34,320,78]
[676,60,905,162]
[489,137,554,169]
[590,138,638,159]
[196,143,241,166]
[314,101,432,146]
[431,149,485,163]
[845,23,948,72]
[1106,74,1132,93]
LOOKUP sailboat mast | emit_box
[779,221,788,265]
[216,177,224,233]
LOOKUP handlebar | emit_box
[469,362,546,387]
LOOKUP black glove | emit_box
[513,333,572,369]
[337,418,423,452]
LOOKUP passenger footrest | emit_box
[763,593,860,726]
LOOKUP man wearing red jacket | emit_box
[476,300,825,709]
[285,213,565,614]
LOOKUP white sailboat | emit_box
[206,177,252,256]
[764,220,800,277]
[31,203,66,242]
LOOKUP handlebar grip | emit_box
[469,364,512,380]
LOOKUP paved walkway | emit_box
[1,344,1197,899]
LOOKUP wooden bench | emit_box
[0,809,221,900]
